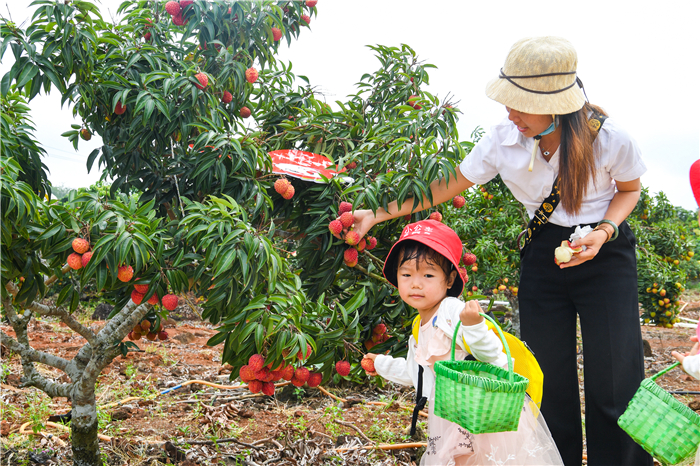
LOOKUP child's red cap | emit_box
[690,160,700,208]
[382,219,465,297]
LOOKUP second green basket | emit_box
[433,313,530,434]
[618,361,700,466]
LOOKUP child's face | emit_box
[397,253,456,316]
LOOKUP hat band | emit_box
[499,68,579,95]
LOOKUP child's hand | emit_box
[363,353,378,376]
[459,300,484,327]
[672,336,699,364]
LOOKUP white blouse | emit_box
[459,117,647,227]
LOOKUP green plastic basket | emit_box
[433,313,530,434]
[618,361,700,466]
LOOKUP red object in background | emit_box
[269,149,346,183]
[690,159,700,208]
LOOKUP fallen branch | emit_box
[334,442,427,452]
[333,419,374,444]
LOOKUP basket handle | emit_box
[449,312,515,384]
[649,361,681,382]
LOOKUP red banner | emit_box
[269,149,346,183]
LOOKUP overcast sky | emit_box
[2,1,699,209]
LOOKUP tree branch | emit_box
[5,281,96,346]
[354,264,388,283]
[44,264,71,287]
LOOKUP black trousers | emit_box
[519,222,652,466]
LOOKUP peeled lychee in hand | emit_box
[554,240,583,265]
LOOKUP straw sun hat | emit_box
[486,36,587,115]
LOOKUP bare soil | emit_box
[2,298,700,466]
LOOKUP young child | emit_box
[364,219,563,465]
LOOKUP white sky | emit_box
[2,1,699,209]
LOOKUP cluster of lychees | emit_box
[273,177,295,200]
[458,251,478,284]
[67,238,136,283]
[364,323,390,351]
[327,202,377,268]
[239,344,320,395]
[130,281,180,311]
[164,0,193,26]
[128,319,168,342]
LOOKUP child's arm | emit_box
[369,352,414,386]
[672,339,700,380]
[457,300,507,367]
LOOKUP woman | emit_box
[351,36,651,466]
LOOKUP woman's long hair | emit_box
[558,102,608,215]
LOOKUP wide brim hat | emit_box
[383,219,465,298]
[485,36,587,115]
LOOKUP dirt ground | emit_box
[2,298,700,466]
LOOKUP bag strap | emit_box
[410,366,428,436]
[518,112,608,251]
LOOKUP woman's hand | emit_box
[558,229,608,269]
[672,336,699,364]
[459,300,484,327]
[333,209,377,241]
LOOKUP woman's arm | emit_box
[561,177,641,268]
[350,169,475,239]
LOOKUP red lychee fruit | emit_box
[335,360,350,377]
[306,0,318,7]
[345,230,360,246]
[254,367,270,381]
[281,185,295,200]
[147,294,159,305]
[194,72,208,90]
[344,247,359,267]
[294,367,310,383]
[239,365,256,382]
[81,251,93,268]
[245,67,258,84]
[280,365,295,381]
[131,290,145,305]
[248,354,265,372]
[128,331,136,341]
[429,211,442,222]
[372,323,386,336]
[339,201,353,214]
[79,128,92,141]
[356,238,366,253]
[146,332,157,341]
[179,0,194,9]
[67,253,83,270]
[114,101,126,115]
[248,380,262,394]
[272,27,282,42]
[462,252,477,266]
[117,265,134,282]
[162,294,179,311]
[240,106,251,118]
[261,381,275,396]
[366,236,377,250]
[143,32,152,41]
[345,161,357,169]
[132,331,143,340]
[307,372,322,388]
[361,357,375,373]
[328,219,343,235]
[269,370,282,382]
[158,331,168,340]
[339,212,354,228]
[222,91,233,103]
[453,195,466,208]
[297,343,313,360]
[134,283,149,294]
[408,95,422,110]
[164,1,181,16]
[301,14,311,25]
[274,178,291,195]
[458,267,468,282]
[291,375,305,387]
[172,13,187,26]
[140,320,151,332]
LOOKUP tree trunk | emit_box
[70,401,102,466]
